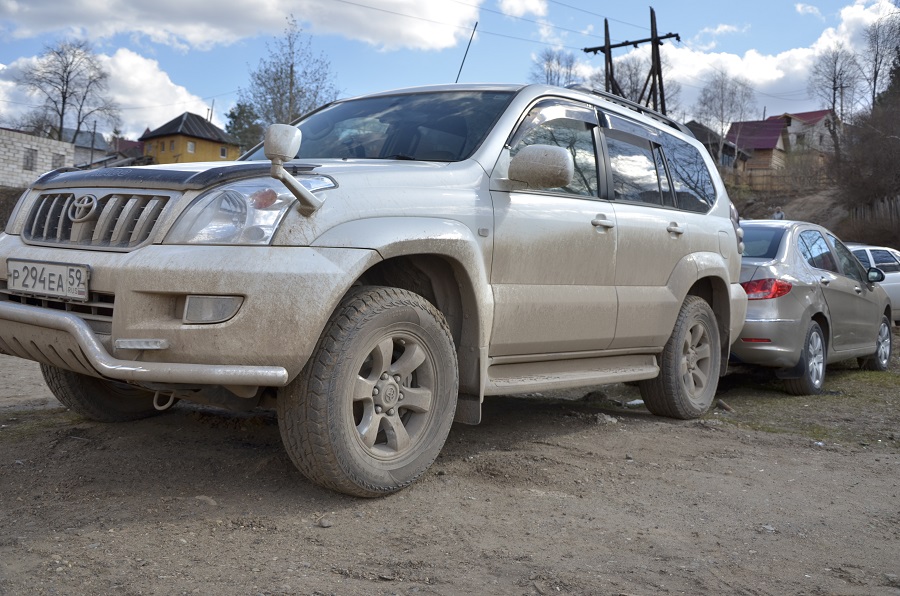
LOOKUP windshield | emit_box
[242,90,516,162]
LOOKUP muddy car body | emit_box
[0,84,746,496]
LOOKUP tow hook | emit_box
[153,391,176,411]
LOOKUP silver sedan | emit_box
[730,221,893,394]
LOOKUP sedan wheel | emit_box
[784,321,826,395]
[858,315,892,372]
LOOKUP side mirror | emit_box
[868,267,886,283]
[264,124,302,163]
[264,124,322,216]
[508,144,574,190]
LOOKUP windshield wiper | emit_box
[384,153,416,160]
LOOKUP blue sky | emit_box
[0,0,897,139]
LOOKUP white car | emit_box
[848,243,900,325]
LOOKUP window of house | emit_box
[23,148,37,171]
[220,146,228,159]
[52,153,65,169]
[170,140,175,151]
[160,142,165,152]
[187,141,196,154]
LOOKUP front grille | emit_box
[23,191,174,251]
[0,280,114,335]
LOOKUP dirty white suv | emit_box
[0,84,746,496]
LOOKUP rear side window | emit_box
[871,249,900,272]
[605,129,664,205]
[798,230,838,273]
[852,249,871,267]
[658,132,717,213]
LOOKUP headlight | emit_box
[164,177,329,245]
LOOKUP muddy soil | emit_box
[2,336,899,596]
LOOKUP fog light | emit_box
[183,295,243,324]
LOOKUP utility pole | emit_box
[583,7,679,115]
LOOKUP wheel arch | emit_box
[686,274,733,376]
[314,217,493,397]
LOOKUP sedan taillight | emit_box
[741,278,792,300]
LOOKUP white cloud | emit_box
[0,0,482,52]
[690,23,750,51]
[100,49,215,139]
[498,0,547,18]
[795,3,824,19]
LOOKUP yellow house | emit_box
[140,112,242,164]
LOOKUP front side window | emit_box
[509,100,599,196]
[829,235,867,283]
[798,230,838,273]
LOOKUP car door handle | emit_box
[854,286,862,294]
[667,222,685,235]
[819,277,830,286]
[591,214,615,229]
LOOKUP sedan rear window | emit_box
[742,226,785,258]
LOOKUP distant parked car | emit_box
[731,221,892,395]
[847,243,900,325]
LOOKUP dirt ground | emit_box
[2,330,899,596]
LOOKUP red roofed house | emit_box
[767,109,837,154]
[726,119,788,171]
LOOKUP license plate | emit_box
[7,259,90,301]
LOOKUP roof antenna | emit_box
[455,22,478,83]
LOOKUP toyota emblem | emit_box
[68,195,99,223]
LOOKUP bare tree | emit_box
[694,71,756,166]
[861,13,900,108]
[529,48,581,87]
[808,42,862,121]
[587,52,683,114]
[239,16,339,126]
[18,39,120,142]
[808,42,863,163]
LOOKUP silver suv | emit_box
[0,84,746,496]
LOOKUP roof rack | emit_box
[566,84,693,137]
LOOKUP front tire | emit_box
[858,315,892,371]
[640,296,721,419]
[783,321,826,395]
[277,286,458,497]
[40,364,164,422]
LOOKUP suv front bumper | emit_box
[0,236,378,388]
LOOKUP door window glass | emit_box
[658,132,716,212]
[605,129,663,205]
[871,249,900,272]
[798,230,838,273]
[509,100,599,196]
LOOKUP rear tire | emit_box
[277,286,458,497]
[40,364,164,422]
[783,322,826,395]
[858,315,892,371]
[640,296,721,419]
